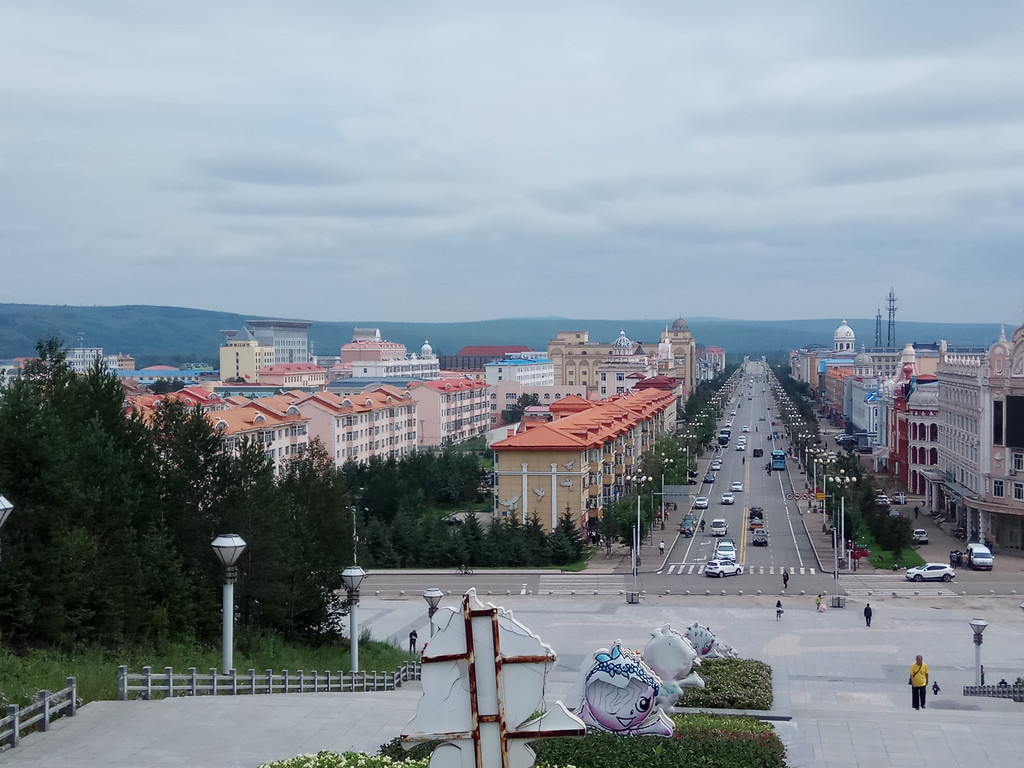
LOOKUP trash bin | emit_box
[831,595,846,609]
[626,592,640,605]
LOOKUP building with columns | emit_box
[490,386,677,534]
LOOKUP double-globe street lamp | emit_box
[211,534,247,673]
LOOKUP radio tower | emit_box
[886,288,898,347]
[875,308,883,347]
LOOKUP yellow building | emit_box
[547,319,697,399]
[491,387,677,534]
[219,329,275,382]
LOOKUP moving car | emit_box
[905,563,955,582]
[710,518,728,536]
[912,529,929,544]
[742,425,750,432]
[731,481,744,492]
[720,492,735,505]
[705,559,742,577]
[694,496,709,509]
[875,494,890,506]
[714,542,737,561]
[735,442,746,451]
[704,473,715,484]
[752,531,769,547]
[711,459,723,471]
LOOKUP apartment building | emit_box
[211,394,309,476]
[247,320,312,365]
[408,377,491,448]
[219,328,275,382]
[484,357,554,387]
[255,363,327,389]
[491,386,678,533]
[295,387,418,466]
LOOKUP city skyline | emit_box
[2,2,1024,325]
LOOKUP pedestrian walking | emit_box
[949,550,957,569]
[909,655,929,709]
[782,569,789,590]
[981,664,985,685]
[659,540,665,556]
[864,603,873,627]
[932,680,940,696]
[776,600,783,621]
[409,629,418,653]
[914,506,920,519]
[815,594,823,611]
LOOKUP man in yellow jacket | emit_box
[910,655,929,709]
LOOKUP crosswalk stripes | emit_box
[840,574,960,597]
[538,573,630,595]
[664,563,815,576]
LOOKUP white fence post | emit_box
[38,690,50,732]
[67,677,77,716]
[117,665,128,701]
[143,666,152,700]
[165,667,174,698]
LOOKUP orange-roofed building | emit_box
[210,397,310,476]
[408,377,491,448]
[491,387,677,533]
[294,387,418,466]
[255,363,327,389]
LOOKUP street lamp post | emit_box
[211,534,247,674]
[0,493,13,562]
[969,618,988,685]
[423,587,444,637]
[341,565,367,672]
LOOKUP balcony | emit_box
[588,484,601,497]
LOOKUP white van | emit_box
[710,519,728,536]
[967,542,994,570]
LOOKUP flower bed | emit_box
[678,657,773,710]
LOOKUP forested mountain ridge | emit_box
[0,303,1005,367]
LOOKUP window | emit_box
[1015,482,1024,501]
[1015,452,1024,472]
[994,480,1004,498]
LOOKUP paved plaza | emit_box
[3,588,1024,768]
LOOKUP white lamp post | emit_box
[211,534,246,673]
[969,618,988,685]
[0,493,13,562]
[341,565,367,672]
[423,587,444,637]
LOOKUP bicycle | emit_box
[456,566,474,576]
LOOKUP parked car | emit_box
[875,494,890,506]
[705,559,742,577]
[731,481,744,492]
[905,563,955,582]
[912,528,929,544]
[720,492,735,505]
[694,496,709,510]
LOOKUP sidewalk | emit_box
[4,593,1024,768]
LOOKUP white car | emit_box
[735,443,746,451]
[876,494,890,506]
[711,460,723,471]
[731,481,744,492]
[742,425,750,433]
[912,529,929,544]
[721,492,735,505]
[705,559,742,577]
[714,543,737,561]
[694,496,709,509]
[905,563,954,582]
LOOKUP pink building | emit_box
[211,394,310,476]
[295,386,418,466]
[408,378,491,447]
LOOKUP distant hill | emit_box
[0,304,1006,368]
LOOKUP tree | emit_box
[501,393,540,425]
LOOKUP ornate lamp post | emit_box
[423,587,444,637]
[969,618,988,685]
[341,565,367,672]
[211,534,246,673]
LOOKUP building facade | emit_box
[247,320,312,365]
[490,387,678,533]
[219,328,275,382]
[408,378,491,447]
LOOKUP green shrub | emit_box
[261,752,429,768]
[678,658,773,710]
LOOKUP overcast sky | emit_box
[2,2,1024,325]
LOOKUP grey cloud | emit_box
[191,155,362,188]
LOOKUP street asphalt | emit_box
[3,585,1024,768]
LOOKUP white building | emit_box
[484,357,554,387]
[247,320,312,365]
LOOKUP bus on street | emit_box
[771,449,786,471]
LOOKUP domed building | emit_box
[834,319,856,354]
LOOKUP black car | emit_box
[704,473,715,484]
[752,532,769,547]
